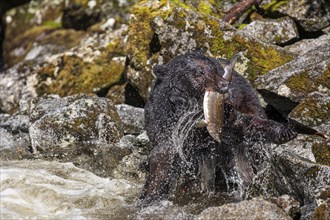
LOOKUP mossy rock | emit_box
[286,65,330,98]
[289,97,330,127]
[36,40,125,97]
[312,143,330,166]
[4,0,65,67]
[125,0,292,99]
[28,94,127,177]
[255,44,330,104]
[260,0,330,32]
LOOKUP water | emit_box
[0,160,140,219]
[1,160,224,219]
[171,99,202,168]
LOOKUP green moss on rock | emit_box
[261,0,290,15]
[37,55,124,97]
[286,65,330,95]
[290,98,330,126]
[312,143,330,166]
[37,46,125,97]
[126,0,293,98]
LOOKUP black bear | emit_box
[141,52,297,205]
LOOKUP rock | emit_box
[312,186,330,219]
[0,113,30,155]
[28,94,127,177]
[29,94,123,148]
[0,160,141,219]
[126,1,293,99]
[115,104,145,135]
[198,198,291,220]
[271,195,300,219]
[250,42,329,218]
[261,0,330,32]
[246,147,330,219]
[0,63,38,113]
[255,44,330,103]
[137,201,195,220]
[289,96,330,129]
[0,23,129,114]
[34,24,128,97]
[3,0,68,68]
[113,132,151,183]
[239,17,299,45]
[0,128,15,150]
[285,34,330,55]
[2,0,137,69]
[0,113,29,132]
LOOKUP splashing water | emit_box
[171,99,202,168]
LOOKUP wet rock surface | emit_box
[0,0,330,219]
[199,198,291,220]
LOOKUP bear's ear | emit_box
[152,64,168,79]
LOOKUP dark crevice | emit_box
[264,104,288,124]
[149,33,161,56]
[95,85,111,97]
[258,89,299,118]
[124,83,145,108]
[295,21,325,39]
[276,37,300,47]
[259,89,324,137]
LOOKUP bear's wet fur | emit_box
[141,52,297,206]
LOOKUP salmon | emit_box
[198,52,242,143]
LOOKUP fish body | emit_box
[203,90,225,143]
[197,52,242,143]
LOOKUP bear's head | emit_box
[152,53,230,97]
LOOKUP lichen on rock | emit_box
[125,0,293,99]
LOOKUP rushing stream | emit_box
[0,160,142,219]
[0,160,222,220]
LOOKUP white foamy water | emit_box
[0,160,142,219]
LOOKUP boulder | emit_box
[198,198,291,220]
[239,17,299,45]
[285,34,330,55]
[261,0,330,32]
[28,94,127,177]
[115,104,145,135]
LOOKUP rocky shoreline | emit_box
[0,0,329,219]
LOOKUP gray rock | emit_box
[29,94,123,151]
[0,114,30,132]
[239,17,299,45]
[261,0,330,32]
[113,132,151,183]
[115,104,145,135]
[249,41,330,218]
[28,94,128,177]
[285,34,330,55]
[255,44,330,102]
[0,113,31,155]
[198,198,291,220]
[246,146,330,219]
[0,127,14,150]
[271,195,300,219]
[0,63,37,113]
